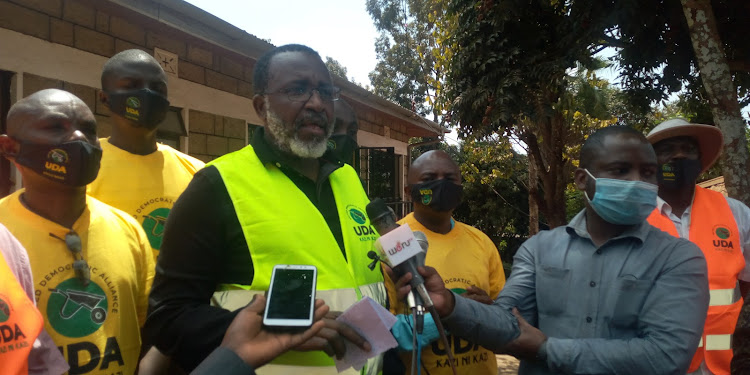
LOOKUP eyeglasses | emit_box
[265,86,341,102]
[653,138,700,160]
[50,231,90,286]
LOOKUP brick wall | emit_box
[22,72,114,137]
[22,73,248,161]
[188,109,246,162]
[0,0,256,99]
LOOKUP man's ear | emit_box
[574,168,588,191]
[98,90,109,107]
[252,95,267,124]
[0,135,19,159]
[404,184,411,198]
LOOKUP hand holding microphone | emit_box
[366,199,431,306]
[366,199,457,318]
[366,198,459,375]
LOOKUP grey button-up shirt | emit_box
[443,210,709,374]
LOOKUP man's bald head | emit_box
[7,89,94,139]
[100,49,167,93]
[408,150,461,184]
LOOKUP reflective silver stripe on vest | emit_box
[359,281,387,307]
[697,337,703,348]
[212,289,264,310]
[705,334,732,351]
[212,287,384,375]
[709,285,742,306]
[256,364,362,375]
[257,356,383,375]
[212,288,359,312]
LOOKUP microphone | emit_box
[366,199,433,309]
[367,199,458,374]
[407,230,428,333]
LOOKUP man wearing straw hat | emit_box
[646,118,750,375]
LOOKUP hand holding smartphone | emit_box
[263,265,318,330]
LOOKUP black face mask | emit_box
[658,158,702,190]
[410,179,463,212]
[14,140,102,187]
[107,88,170,129]
[327,134,358,165]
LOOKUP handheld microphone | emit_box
[366,199,433,310]
[367,199,458,375]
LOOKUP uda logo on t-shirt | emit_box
[47,279,108,338]
[142,207,170,250]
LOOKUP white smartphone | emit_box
[263,265,317,329]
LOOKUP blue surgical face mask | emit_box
[584,169,658,225]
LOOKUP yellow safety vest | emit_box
[208,145,387,375]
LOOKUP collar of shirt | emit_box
[565,209,650,247]
[656,194,695,222]
[251,127,343,196]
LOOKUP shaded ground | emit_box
[496,354,520,375]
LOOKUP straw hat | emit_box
[646,118,724,173]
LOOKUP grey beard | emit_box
[264,102,331,159]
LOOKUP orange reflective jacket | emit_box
[648,186,744,375]
[0,253,43,375]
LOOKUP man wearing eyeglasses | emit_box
[145,44,386,374]
[644,118,750,375]
[0,89,155,375]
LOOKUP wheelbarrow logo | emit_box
[0,297,10,323]
[142,207,170,250]
[47,278,108,338]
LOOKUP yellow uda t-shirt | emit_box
[87,139,204,258]
[0,190,155,375]
[389,213,506,375]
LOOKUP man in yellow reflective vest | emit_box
[145,44,387,374]
[645,118,750,375]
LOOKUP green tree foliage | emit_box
[324,57,349,80]
[454,137,529,265]
[609,0,749,111]
[407,137,529,265]
[605,0,750,204]
[444,0,617,228]
[366,0,449,122]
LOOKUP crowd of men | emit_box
[0,42,749,375]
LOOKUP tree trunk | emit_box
[528,152,540,235]
[681,0,750,206]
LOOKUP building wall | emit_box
[188,109,246,162]
[0,0,415,197]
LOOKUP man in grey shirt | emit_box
[399,126,710,374]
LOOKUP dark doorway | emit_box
[0,71,13,197]
[355,146,408,216]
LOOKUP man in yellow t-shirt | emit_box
[387,150,506,375]
[88,49,204,258]
[0,89,155,374]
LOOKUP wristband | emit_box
[536,338,549,362]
